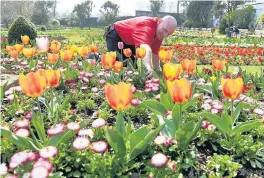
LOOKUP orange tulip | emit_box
[21,35,30,45]
[19,72,47,97]
[136,48,146,58]
[44,69,60,87]
[9,50,18,59]
[48,53,59,64]
[158,49,173,63]
[6,46,15,54]
[163,62,182,81]
[212,60,226,71]
[101,52,116,68]
[167,78,192,104]
[89,45,98,53]
[105,82,133,111]
[221,78,244,99]
[22,48,36,58]
[60,50,73,62]
[50,40,61,54]
[181,59,196,74]
[123,48,132,58]
[15,44,24,52]
[77,47,89,57]
[113,61,123,72]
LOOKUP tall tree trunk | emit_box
[53,0,57,18]
[177,0,180,13]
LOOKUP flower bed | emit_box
[0,33,264,178]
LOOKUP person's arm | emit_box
[152,54,160,70]
[140,44,153,70]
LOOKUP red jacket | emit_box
[114,16,162,55]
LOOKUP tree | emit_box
[149,0,164,17]
[235,5,256,29]
[31,0,54,25]
[211,1,226,18]
[226,1,247,13]
[73,0,94,28]
[100,1,119,25]
[53,0,57,18]
[186,1,214,28]
[1,1,34,28]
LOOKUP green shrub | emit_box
[52,18,60,29]
[8,16,37,44]
[183,20,193,28]
[40,25,47,31]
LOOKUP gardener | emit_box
[104,15,177,79]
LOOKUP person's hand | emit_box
[146,68,154,79]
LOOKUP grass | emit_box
[197,65,264,75]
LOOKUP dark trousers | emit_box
[105,25,136,62]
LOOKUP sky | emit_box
[56,0,181,17]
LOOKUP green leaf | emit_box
[0,82,7,105]
[182,97,197,111]
[197,85,212,95]
[161,119,177,138]
[232,120,261,136]
[160,92,174,110]
[204,113,230,135]
[47,130,77,147]
[130,126,149,150]
[129,124,165,161]
[116,112,125,138]
[80,119,89,129]
[105,128,126,157]
[231,102,250,125]
[29,59,38,70]
[172,104,181,130]
[142,100,166,116]
[175,119,202,150]
[125,117,132,142]
[221,112,232,134]
[31,112,46,142]
[0,129,41,150]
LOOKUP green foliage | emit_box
[183,20,193,28]
[150,0,164,17]
[98,110,111,120]
[100,1,119,25]
[73,0,94,27]
[7,16,37,44]
[186,1,214,28]
[51,18,60,29]
[235,5,256,29]
[219,11,236,34]
[40,25,47,31]
[124,105,148,119]
[234,135,264,169]
[31,1,54,25]
[77,99,97,111]
[206,154,242,178]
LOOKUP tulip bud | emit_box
[118,42,124,49]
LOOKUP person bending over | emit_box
[104,15,177,78]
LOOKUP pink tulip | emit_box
[36,37,49,52]
[118,42,124,49]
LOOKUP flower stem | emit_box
[179,104,182,129]
[231,99,234,116]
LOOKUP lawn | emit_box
[197,65,264,74]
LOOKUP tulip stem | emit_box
[231,99,234,116]
[120,49,123,62]
[179,104,182,128]
[37,97,41,114]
